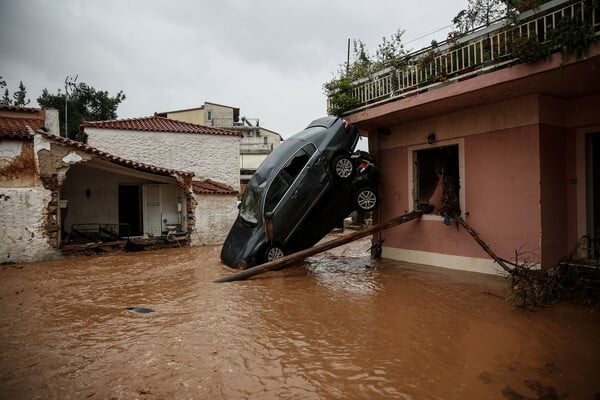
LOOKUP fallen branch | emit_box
[453,216,513,273]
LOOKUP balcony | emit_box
[328,0,599,115]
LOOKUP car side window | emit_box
[264,143,316,214]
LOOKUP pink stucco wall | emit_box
[539,125,578,267]
[465,126,541,262]
[377,125,543,265]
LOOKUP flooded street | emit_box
[1,238,599,399]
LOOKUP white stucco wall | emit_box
[0,188,58,263]
[85,128,241,189]
[192,194,239,246]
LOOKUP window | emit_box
[264,144,316,213]
[413,144,461,216]
[207,111,212,121]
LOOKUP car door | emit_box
[264,143,327,244]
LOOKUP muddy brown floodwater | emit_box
[1,237,599,400]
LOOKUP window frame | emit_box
[407,138,465,221]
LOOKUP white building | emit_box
[80,115,242,245]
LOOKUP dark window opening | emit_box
[414,144,460,216]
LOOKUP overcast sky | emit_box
[1,0,467,138]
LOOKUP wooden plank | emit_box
[214,210,423,283]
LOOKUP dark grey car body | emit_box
[220,116,378,268]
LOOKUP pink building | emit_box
[342,3,600,274]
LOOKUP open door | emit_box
[589,133,600,259]
[119,185,142,236]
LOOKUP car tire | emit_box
[263,245,285,263]
[332,154,354,181]
[355,187,378,211]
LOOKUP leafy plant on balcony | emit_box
[510,34,549,63]
[324,31,408,115]
[324,77,361,116]
[547,13,599,63]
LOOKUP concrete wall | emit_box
[167,109,205,125]
[85,128,240,189]
[0,138,58,263]
[192,194,239,245]
[0,188,58,263]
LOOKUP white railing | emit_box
[341,0,599,111]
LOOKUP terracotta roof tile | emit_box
[192,179,238,195]
[0,116,44,137]
[82,115,243,137]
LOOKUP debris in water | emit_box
[126,307,154,314]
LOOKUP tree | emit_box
[1,89,10,105]
[0,76,30,106]
[12,81,30,106]
[449,0,507,39]
[37,81,126,139]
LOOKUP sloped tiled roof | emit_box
[0,116,44,137]
[82,115,243,137]
[192,179,238,195]
[1,127,194,178]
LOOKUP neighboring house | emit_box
[158,101,283,189]
[0,105,194,263]
[79,115,242,245]
[342,1,600,274]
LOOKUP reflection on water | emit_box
[1,240,599,399]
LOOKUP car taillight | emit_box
[358,161,368,172]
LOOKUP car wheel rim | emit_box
[267,247,284,261]
[358,190,376,210]
[336,158,353,178]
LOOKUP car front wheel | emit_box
[332,155,354,181]
[355,187,378,211]
[263,245,285,263]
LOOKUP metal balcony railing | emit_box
[335,0,599,113]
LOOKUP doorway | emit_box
[119,185,142,237]
[589,133,600,259]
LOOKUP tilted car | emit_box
[220,116,379,268]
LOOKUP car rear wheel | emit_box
[263,245,285,263]
[355,187,378,211]
[332,154,354,181]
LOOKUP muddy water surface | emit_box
[1,239,599,399]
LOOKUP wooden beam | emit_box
[214,210,423,283]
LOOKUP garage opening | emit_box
[414,144,461,216]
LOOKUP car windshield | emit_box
[239,187,261,225]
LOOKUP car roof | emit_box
[248,116,344,189]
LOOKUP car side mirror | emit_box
[264,211,274,220]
